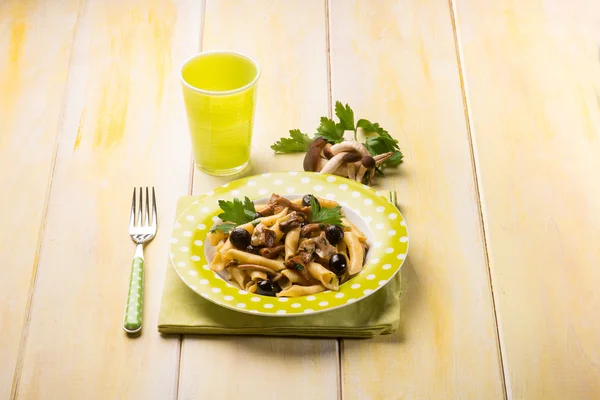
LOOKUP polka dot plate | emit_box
[169,171,409,316]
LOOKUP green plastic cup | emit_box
[181,51,260,176]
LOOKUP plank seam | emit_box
[447,0,509,398]
[177,1,207,399]
[9,1,86,398]
[325,0,333,119]
[325,1,343,399]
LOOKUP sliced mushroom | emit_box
[284,255,313,282]
[259,245,286,259]
[274,197,310,214]
[301,223,324,237]
[314,232,337,261]
[251,224,275,247]
[298,237,316,255]
[279,211,306,232]
[303,137,328,172]
[320,152,362,174]
[347,162,356,180]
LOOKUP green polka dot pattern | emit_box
[169,172,409,316]
[123,257,144,332]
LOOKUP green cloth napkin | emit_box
[157,196,402,338]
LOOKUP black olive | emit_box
[229,228,251,249]
[256,280,281,297]
[329,253,347,276]
[246,244,261,254]
[253,211,263,220]
[326,225,344,245]
[302,194,320,208]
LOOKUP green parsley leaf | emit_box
[270,129,312,153]
[360,118,403,168]
[385,151,403,167]
[356,118,378,133]
[335,101,355,132]
[315,117,345,143]
[295,264,304,271]
[217,197,257,225]
[209,222,237,234]
[310,195,344,225]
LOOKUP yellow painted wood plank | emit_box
[329,1,506,398]
[15,0,201,398]
[180,1,339,399]
[454,0,600,398]
[0,1,80,397]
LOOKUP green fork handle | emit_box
[124,249,144,334]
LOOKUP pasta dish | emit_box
[207,193,369,297]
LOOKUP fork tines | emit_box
[129,187,157,228]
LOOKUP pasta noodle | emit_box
[341,217,368,243]
[315,197,340,208]
[209,252,225,272]
[249,270,267,281]
[308,262,339,291]
[291,197,339,208]
[343,231,363,275]
[277,284,326,297]
[208,194,369,297]
[219,239,234,261]
[280,268,311,285]
[228,267,250,289]
[225,249,286,271]
[270,213,291,242]
[284,227,300,261]
[336,240,347,256]
[208,230,227,246]
[259,207,288,227]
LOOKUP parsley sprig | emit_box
[271,101,403,171]
[310,196,343,226]
[211,197,257,233]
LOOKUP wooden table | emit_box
[1,0,599,399]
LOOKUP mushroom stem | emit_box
[333,164,348,177]
[322,143,334,159]
[374,152,394,165]
[368,168,375,185]
[330,141,370,158]
[355,155,376,183]
[320,152,362,175]
[356,165,368,183]
[347,163,356,180]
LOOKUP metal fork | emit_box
[124,187,157,334]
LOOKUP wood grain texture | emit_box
[0,1,80,397]
[329,1,505,398]
[180,2,339,400]
[15,0,201,398]
[454,0,600,398]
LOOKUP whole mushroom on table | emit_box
[271,101,403,186]
[303,138,394,185]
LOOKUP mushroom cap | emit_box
[342,152,362,163]
[361,155,376,169]
[303,137,327,172]
[322,143,334,159]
